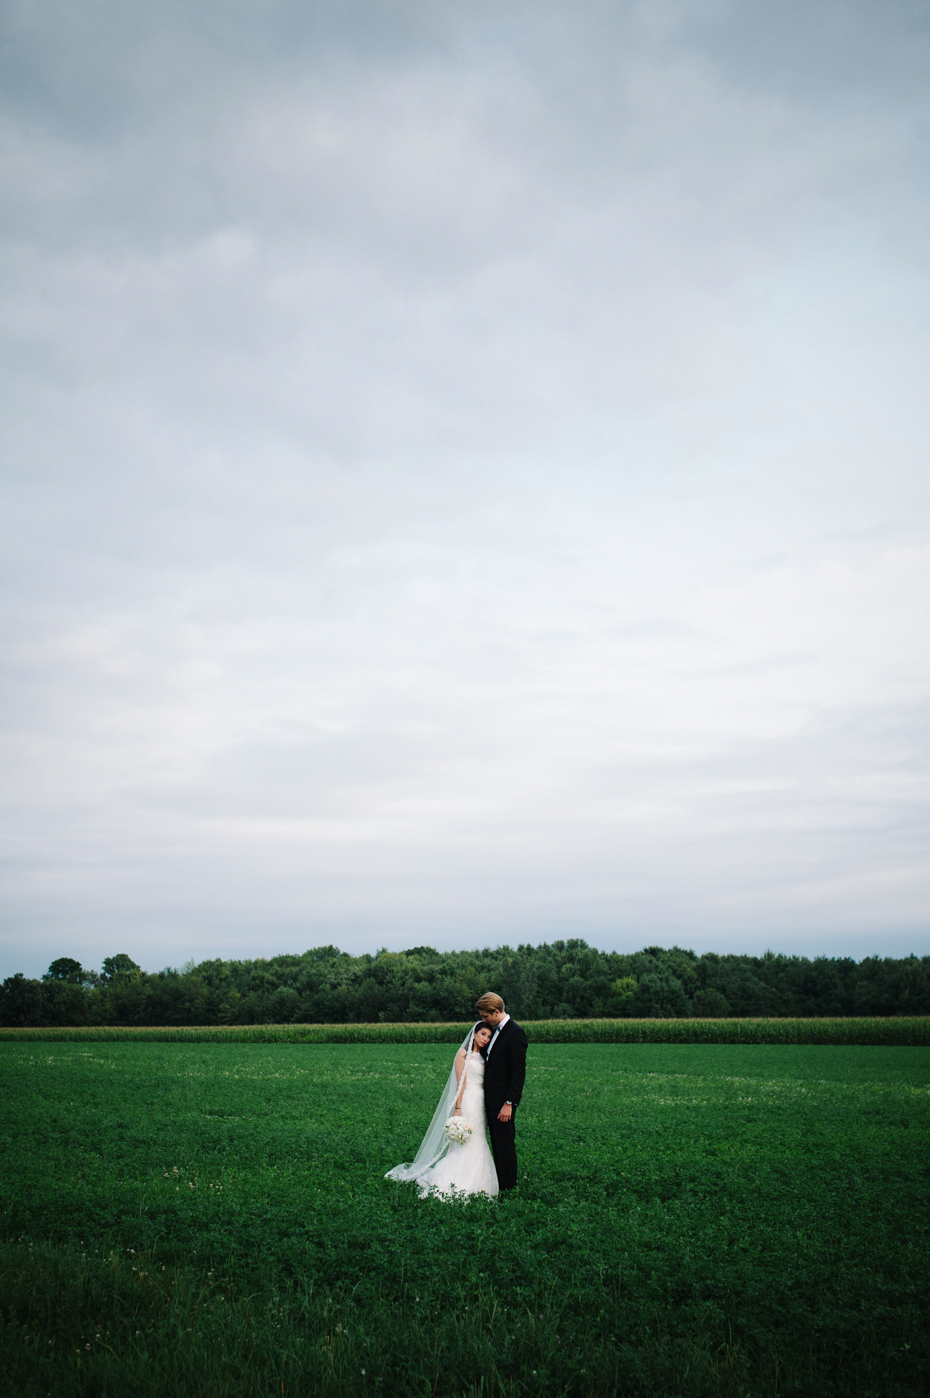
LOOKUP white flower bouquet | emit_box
[444,1116,474,1144]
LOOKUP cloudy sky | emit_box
[2,0,929,978]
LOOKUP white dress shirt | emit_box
[485,1012,510,1056]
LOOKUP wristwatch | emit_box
[505,1100,513,1105]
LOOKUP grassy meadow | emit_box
[2,1041,928,1397]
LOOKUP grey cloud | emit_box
[1,0,928,976]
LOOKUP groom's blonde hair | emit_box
[475,992,504,1013]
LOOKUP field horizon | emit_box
[2,1014,929,1045]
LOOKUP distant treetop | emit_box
[2,941,928,1028]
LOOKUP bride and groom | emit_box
[387,993,528,1198]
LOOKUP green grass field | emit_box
[2,1042,928,1397]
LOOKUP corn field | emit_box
[1,1015,928,1044]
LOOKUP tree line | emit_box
[1,941,928,1027]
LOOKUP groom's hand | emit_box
[497,1103,513,1122]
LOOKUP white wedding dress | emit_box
[419,1050,499,1199]
[386,1046,499,1199]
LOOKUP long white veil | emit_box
[385,1025,477,1185]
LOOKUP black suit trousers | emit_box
[487,1106,518,1190]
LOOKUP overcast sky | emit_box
[2,0,929,978]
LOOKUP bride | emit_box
[386,1024,499,1199]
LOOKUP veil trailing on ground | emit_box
[385,1025,477,1185]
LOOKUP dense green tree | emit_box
[2,944,928,1027]
[0,973,48,1026]
[100,954,141,984]
[0,973,87,1026]
[631,971,690,1019]
[692,986,731,1017]
[42,958,86,985]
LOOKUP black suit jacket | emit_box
[481,1018,528,1113]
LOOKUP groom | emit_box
[475,992,528,1192]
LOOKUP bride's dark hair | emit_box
[472,1022,493,1057]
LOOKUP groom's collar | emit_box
[486,1013,510,1054]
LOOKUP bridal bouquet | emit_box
[444,1116,473,1144]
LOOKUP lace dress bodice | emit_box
[459,1050,485,1107]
